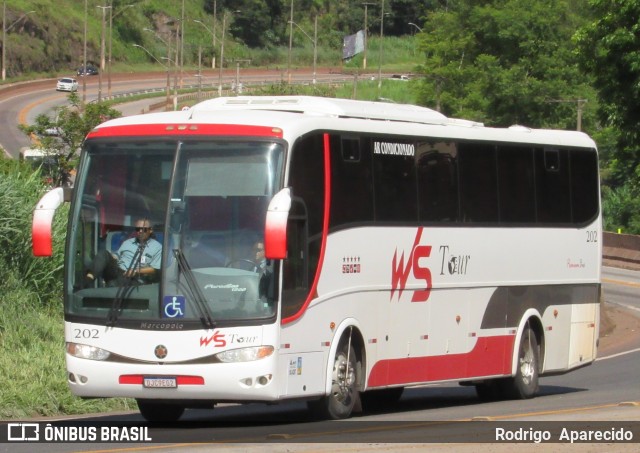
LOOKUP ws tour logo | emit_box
[390,227,432,302]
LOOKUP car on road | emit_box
[390,74,410,81]
[77,65,99,76]
[56,77,78,92]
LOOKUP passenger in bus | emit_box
[251,239,275,313]
[85,218,162,286]
[251,240,267,274]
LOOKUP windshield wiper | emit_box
[173,248,216,329]
[107,243,144,327]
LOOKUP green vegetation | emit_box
[1,0,423,78]
[0,158,134,417]
[20,92,122,187]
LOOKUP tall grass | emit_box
[0,157,134,418]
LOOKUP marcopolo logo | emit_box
[390,227,432,303]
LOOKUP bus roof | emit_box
[189,96,475,127]
[93,96,596,149]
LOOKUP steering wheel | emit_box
[225,259,257,271]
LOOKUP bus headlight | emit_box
[215,346,274,363]
[66,342,111,361]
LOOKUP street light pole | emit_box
[313,15,317,85]
[133,44,171,110]
[144,25,178,109]
[377,0,384,92]
[194,19,220,73]
[108,0,113,97]
[2,1,5,81]
[407,22,422,33]
[108,3,135,98]
[287,0,293,84]
[362,2,375,71]
[288,18,317,85]
[212,0,217,69]
[83,0,87,104]
[180,0,185,89]
[218,12,226,96]
[97,5,111,102]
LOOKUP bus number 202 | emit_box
[586,230,598,243]
[74,328,100,339]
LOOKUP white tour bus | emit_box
[32,96,601,422]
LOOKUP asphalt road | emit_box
[602,266,640,315]
[0,68,357,159]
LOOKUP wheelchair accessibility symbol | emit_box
[162,295,186,318]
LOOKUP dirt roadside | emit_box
[598,301,640,356]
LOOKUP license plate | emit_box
[143,376,177,388]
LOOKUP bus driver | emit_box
[85,218,162,286]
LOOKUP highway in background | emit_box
[0,68,357,159]
[603,266,640,314]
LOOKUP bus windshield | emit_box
[68,138,284,329]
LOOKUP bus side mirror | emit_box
[32,187,65,257]
[264,187,291,260]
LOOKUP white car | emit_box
[56,78,78,92]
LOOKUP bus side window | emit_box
[459,143,498,223]
[329,135,374,228]
[281,197,309,318]
[570,148,599,224]
[535,147,571,223]
[497,146,536,223]
[372,142,417,222]
[417,143,459,222]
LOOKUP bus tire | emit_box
[502,325,540,399]
[308,342,361,420]
[136,399,185,422]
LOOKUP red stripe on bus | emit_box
[119,375,204,385]
[367,335,515,387]
[87,124,283,139]
[282,133,331,325]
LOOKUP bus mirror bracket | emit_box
[32,187,65,257]
[265,187,291,260]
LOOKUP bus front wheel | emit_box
[308,342,361,420]
[136,399,185,422]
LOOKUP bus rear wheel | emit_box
[308,342,361,420]
[136,399,185,422]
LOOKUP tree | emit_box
[413,5,473,115]
[414,0,594,130]
[575,0,640,186]
[19,93,121,187]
